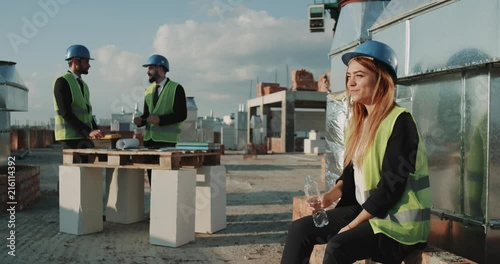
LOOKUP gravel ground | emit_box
[0,147,324,264]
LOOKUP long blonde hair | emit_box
[344,57,396,167]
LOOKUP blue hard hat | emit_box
[341,40,397,80]
[65,44,93,60]
[142,54,169,71]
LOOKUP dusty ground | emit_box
[0,147,324,264]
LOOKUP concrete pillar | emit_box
[195,165,226,233]
[105,168,144,224]
[263,105,272,139]
[59,166,103,235]
[282,91,295,152]
[247,106,257,144]
[149,168,196,247]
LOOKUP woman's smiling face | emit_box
[346,59,378,107]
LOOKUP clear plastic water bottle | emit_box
[304,175,329,228]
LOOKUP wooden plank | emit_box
[61,148,221,169]
[107,154,128,166]
[159,156,173,170]
[63,153,74,165]
[203,154,220,166]
[88,154,98,164]
[179,155,204,168]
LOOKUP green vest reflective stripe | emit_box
[143,80,183,143]
[360,106,431,245]
[53,72,94,140]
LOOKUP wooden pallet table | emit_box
[59,148,225,247]
[62,148,221,169]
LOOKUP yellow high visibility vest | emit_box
[143,80,182,143]
[359,106,431,245]
[53,72,94,140]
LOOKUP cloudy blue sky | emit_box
[1,0,335,125]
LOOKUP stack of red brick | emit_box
[266,137,282,153]
[256,82,287,97]
[291,69,316,91]
[291,69,330,92]
[0,165,41,211]
[11,129,55,150]
[255,69,331,97]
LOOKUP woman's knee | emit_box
[324,238,342,255]
[287,217,310,237]
[323,235,350,263]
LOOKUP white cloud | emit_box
[94,45,143,84]
[153,8,332,79]
[151,7,333,116]
[14,6,335,124]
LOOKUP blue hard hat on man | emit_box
[143,54,169,72]
[342,40,398,81]
[65,44,93,60]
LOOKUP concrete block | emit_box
[304,139,325,154]
[149,169,196,247]
[59,166,103,235]
[309,130,318,140]
[195,165,227,233]
[105,168,144,224]
[313,146,325,154]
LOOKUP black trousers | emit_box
[281,205,426,264]
[144,140,176,186]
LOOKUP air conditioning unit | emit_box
[309,4,325,33]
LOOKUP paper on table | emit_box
[116,138,140,149]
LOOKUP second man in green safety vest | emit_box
[134,54,187,185]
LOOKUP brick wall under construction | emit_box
[0,165,41,211]
[10,129,55,151]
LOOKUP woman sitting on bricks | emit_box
[281,40,430,264]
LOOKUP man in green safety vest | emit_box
[53,44,102,158]
[134,54,187,185]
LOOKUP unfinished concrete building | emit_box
[247,69,330,153]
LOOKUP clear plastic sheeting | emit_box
[325,91,347,189]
